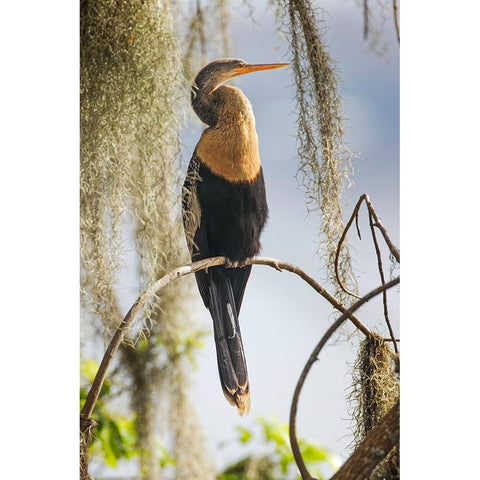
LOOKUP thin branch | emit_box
[354,207,362,240]
[80,256,376,430]
[288,277,400,480]
[335,194,400,298]
[364,194,400,263]
[334,196,365,299]
[367,209,398,353]
[80,256,223,421]
[251,257,372,336]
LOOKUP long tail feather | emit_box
[209,267,250,416]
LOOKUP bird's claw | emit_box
[225,259,248,268]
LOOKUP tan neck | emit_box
[195,85,261,183]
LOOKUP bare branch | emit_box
[367,208,398,353]
[335,194,400,300]
[80,257,223,422]
[364,194,400,263]
[251,257,372,336]
[81,256,376,426]
[334,195,366,299]
[288,277,400,480]
[80,255,400,479]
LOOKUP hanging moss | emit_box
[360,0,397,57]
[80,0,186,333]
[349,334,400,479]
[169,362,217,479]
[80,1,215,478]
[275,0,357,304]
[177,0,232,85]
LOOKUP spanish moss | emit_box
[357,0,398,56]
[80,0,213,477]
[80,0,184,333]
[275,0,357,303]
[349,334,400,478]
[177,0,232,85]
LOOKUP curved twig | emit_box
[367,208,398,353]
[363,194,400,264]
[363,194,400,351]
[80,256,223,421]
[335,193,401,347]
[251,257,372,336]
[288,276,400,480]
[335,195,400,300]
[80,256,375,427]
[334,195,366,299]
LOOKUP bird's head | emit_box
[191,58,288,126]
[193,57,289,96]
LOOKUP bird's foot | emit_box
[225,259,240,268]
[225,258,248,268]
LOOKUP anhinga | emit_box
[182,58,287,416]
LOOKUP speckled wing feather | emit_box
[182,152,202,256]
[182,153,211,309]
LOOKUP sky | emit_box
[181,0,400,471]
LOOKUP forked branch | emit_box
[335,194,400,300]
[334,194,400,352]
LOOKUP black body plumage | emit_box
[183,155,268,414]
[195,161,268,261]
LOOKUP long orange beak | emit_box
[232,62,289,77]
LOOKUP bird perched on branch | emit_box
[182,58,288,416]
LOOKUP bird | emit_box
[182,58,288,416]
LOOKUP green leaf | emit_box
[157,444,176,468]
[222,415,338,480]
[98,420,118,467]
[235,425,253,444]
[80,359,100,382]
[108,420,126,458]
[258,416,289,448]
[300,442,328,463]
